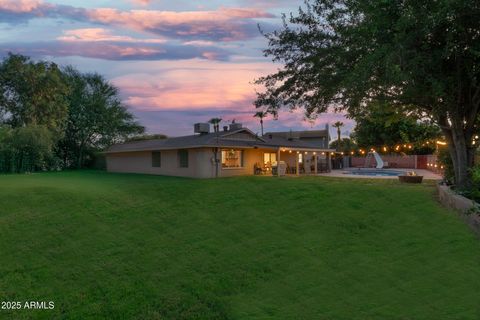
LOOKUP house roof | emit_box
[106,127,334,153]
[265,129,329,139]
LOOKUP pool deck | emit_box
[318,169,442,180]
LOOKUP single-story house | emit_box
[105,122,336,178]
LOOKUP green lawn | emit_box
[0,171,479,319]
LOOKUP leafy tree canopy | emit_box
[126,134,168,142]
[0,53,69,134]
[0,54,146,171]
[352,102,440,154]
[59,67,144,168]
[329,137,357,153]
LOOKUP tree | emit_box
[352,102,440,154]
[0,53,69,134]
[254,111,268,136]
[0,125,54,173]
[255,0,480,188]
[126,134,167,142]
[60,68,144,168]
[329,137,357,154]
[208,118,222,133]
[332,121,344,151]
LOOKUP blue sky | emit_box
[0,0,352,137]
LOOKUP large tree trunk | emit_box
[444,125,474,189]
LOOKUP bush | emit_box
[0,125,55,173]
[437,148,455,185]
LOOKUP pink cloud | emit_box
[0,1,274,41]
[107,59,354,135]
[85,7,273,41]
[112,60,277,111]
[0,0,43,13]
[57,28,166,43]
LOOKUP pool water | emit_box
[343,169,405,176]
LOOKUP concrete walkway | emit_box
[317,169,442,180]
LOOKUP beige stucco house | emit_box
[105,123,335,178]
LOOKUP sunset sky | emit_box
[0,0,352,137]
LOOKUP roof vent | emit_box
[194,123,210,134]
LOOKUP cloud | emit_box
[129,0,150,6]
[105,59,353,136]
[85,7,274,41]
[0,40,230,61]
[0,0,42,13]
[0,0,274,41]
[57,28,166,43]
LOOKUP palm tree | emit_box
[208,118,222,133]
[332,121,344,151]
[254,111,268,136]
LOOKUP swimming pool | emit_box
[343,169,405,176]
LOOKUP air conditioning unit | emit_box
[194,123,210,134]
[229,123,242,131]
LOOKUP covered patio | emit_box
[254,147,334,176]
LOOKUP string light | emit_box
[345,139,450,155]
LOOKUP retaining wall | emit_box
[437,184,480,236]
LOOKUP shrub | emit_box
[437,148,455,185]
[0,125,55,173]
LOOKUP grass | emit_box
[0,171,479,319]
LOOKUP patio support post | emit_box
[296,152,300,176]
[314,154,318,174]
[277,148,281,176]
[327,153,332,172]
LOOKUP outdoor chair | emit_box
[254,163,263,175]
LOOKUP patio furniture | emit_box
[299,163,305,174]
[254,163,267,175]
[286,164,296,174]
[272,163,286,176]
